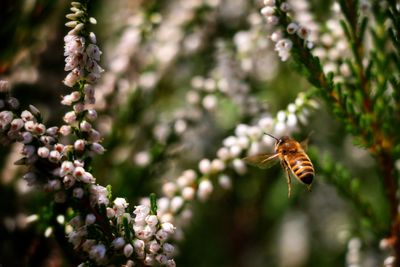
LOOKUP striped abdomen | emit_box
[288,153,314,185]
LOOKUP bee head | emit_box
[278,136,290,144]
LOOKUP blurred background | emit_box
[0,0,390,266]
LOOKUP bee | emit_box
[243,133,314,197]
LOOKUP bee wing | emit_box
[300,139,308,151]
[300,131,314,150]
[243,153,280,169]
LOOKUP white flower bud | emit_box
[170,196,184,212]
[89,32,97,44]
[232,159,247,175]
[162,182,177,198]
[297,26,310,39]
[73,103,85,113]
[148,240,160,254]
[270,31,282,42]
[63,111,77,124]
[80,171,94,183]
[163,243,175,255]
[183,169,197,183]
[199,159,211,174]
[63,174,75,189]
[144,254,155,265]
[37,147,50,158]
[223,136,237,147]
[237,136,250,149]
[65,21,78,28]
[218,174,232,189]
[60,161,75,176]
[73,166,85,179]
[156,254,168,265]
[86,109,97,121]
[267,16,279,25]
[182,187,195,200]
[80,120,92,132]
[277,110,286,122]
[46,126,59,136]
[21,110,34,121]
[134,151,151,167]
[161,222,175,234]
[59,125,72,136]
[198,179,213,201]
[202,94,217,110]
[155,229,168,242]
[91,142,105,154]
[280,2,291,12]
[217,147,231,161]
[133,239,145,253]
[124,243,134,258]
[211,159,225,173]
[261,6,275,16]
[107,207,116,218]
[112,237,126,250]
[174,119,187,134]
[21,132,33,143]
[10,118,24,131]
[229,145,242,158]
[85,213,96,225]
[49,150,61,162]
[74,139,86,151]
[287,113,297,128]
[157,198,170,213]
[89,129,101,142]
[145,215,158,227]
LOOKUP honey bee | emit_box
[243,134,314,197]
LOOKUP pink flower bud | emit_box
[21,110,34,122]
[80,120,92,132]
[74,139,86,151]
[59,125,72,136]
[63,174,75,189]
[63,111,77,124]
[49,150,61,162]
[37,147,50,158]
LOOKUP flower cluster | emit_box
[260,0,312,61]
[311,3,350,80]
[0,0,177,265]
[232,11,278,80]
[130,204,176,265]
[63,1,103,89]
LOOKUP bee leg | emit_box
[284,167,292,198]
[307,184,312,192]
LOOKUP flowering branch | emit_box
[260,0,400,265]
[0,1,176,266]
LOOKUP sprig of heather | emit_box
[259,1,400,265]
[0,1,176,265]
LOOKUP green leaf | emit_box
[150,193,158,215]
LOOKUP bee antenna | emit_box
[264,133,279,141]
